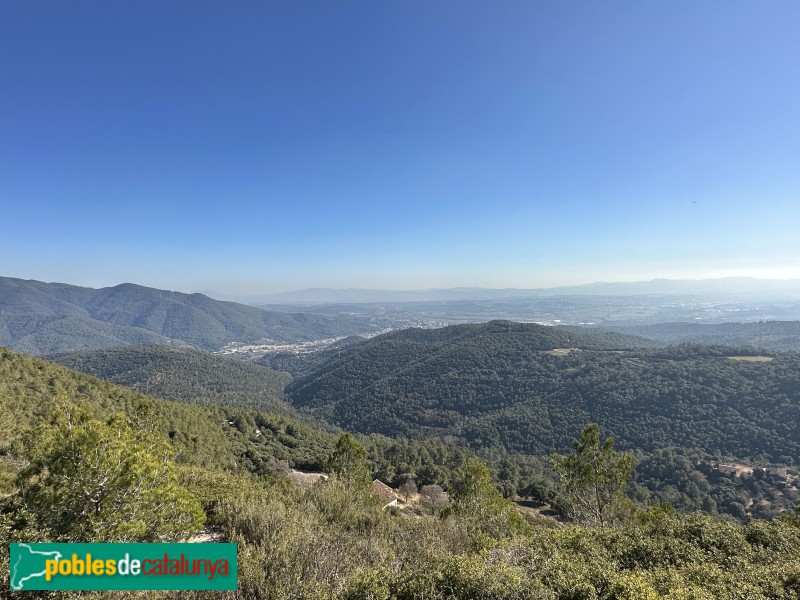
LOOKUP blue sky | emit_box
[2,1,799,293]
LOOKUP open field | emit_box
[546,348,573,356]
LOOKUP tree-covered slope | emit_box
[0,346,336,475]
[287,321,800,462]
[0,346,475,489]
[4,348,800,599]
[0,312,175,355]
[49,345,295,415]
[0,277,373,354]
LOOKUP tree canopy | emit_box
[552,423,635,527]
[16,402,204,542]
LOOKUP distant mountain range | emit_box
[0,277,374,355]
[243,277,800,305]
[5,275,800,356]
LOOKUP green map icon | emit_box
[10,543,63,590]
[8,542,238,591]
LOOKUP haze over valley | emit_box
[5,275,800,357]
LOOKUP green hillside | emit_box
[50,345,295,416]
[0,347,474,488]
[27,336,799,521]
[0,347,336,475]
[0,277,374,354]
[3,347,800,598]
[287,321,800,463]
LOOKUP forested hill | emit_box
[0,346,473,486]
[0,277,374,354]
[600,320,800,352]
[325,319,656,351]
[287,321,800,462]
[49,345,295,416]
[0,346,335,474]
[6,351,800,598]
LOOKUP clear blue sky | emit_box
[2,1,799,293]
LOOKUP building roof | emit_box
[369,479,398,507]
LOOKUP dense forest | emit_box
[286,321,800,464]
[9,343,794,522]
[0,348,479,483]
[3,347,800,598]
[25,320,800,522]
[50,345,296,416]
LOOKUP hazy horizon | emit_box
[5,273,800,301]
[3,3,799,294]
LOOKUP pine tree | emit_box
[552,423,635,527]
[16,402,205,541]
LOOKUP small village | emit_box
[215,337,350,357]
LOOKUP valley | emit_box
[36,314,800,523]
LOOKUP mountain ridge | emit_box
[0,276,374,354]
[245,277,800,305]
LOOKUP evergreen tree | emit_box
[552,423,635,527]
[16,402,205,542]
[449,458,528,544]
[325,433,369,487]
